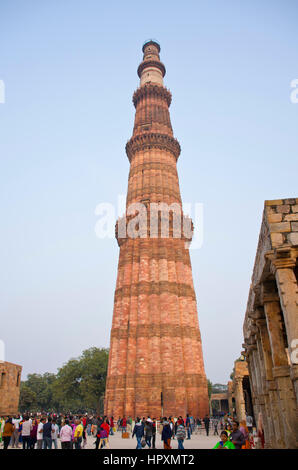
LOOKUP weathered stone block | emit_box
[288,232,298,245]
[284,214,298,222]
[284,198,296,205]
[276,205,290,214]
[269,222,291,233]
[265,200,283,206]
[267,213,283,223]
[270,233,283,247]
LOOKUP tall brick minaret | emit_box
[104,40,209,419]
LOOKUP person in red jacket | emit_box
[110,416,114,436]
[122,417,127,432]
[98,417,110,449]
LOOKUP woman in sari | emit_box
[239,420,251,449]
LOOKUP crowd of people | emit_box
[0,412,259,450]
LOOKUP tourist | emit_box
[52,418,59,449]
[70,416,77,449]
[213,431,236,449]
[36,417,45,449]
[56,415,62,432]
[82,424,87,448]
[213,417,219,435]
[229,420,245,449]
[225,423,232,437]
[60,419,72,449]
[2,418,15,450]
[175,418,186,449]
[186,414,191,439]
[43,416,53,449]
[11,415,21,448]
[246,414,253,433]
[132,417,145,449]
[161,417,172,449]
[144,419,153,448]
[29,419,38,449]
[168,417,174,439]
[109,416,114,436]
[18,417,23,446]
[174,418,178,437]
[86,416,92,436]
[239,420,250,449]
[98,417,110,449]
[0,416,5,445]
[117,417,121,432]
[73,419,83,449]
[152,418,157,449]
[21,415,32,449]
[122,416,127,432]
[257,412,265,449]
[203,415,210,436]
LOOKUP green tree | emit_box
[52,347,109,413]
[24,373,57,411]
[19,383,37,412]
[79,347,109,413]
[19,347,109,413]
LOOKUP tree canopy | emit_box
[19,347,109,413]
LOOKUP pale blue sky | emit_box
[0,0,297,384]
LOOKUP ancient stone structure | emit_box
[227,359,254,422]
[210,392,229,415]
[0,361,22,415]
[243,198,298,448]
[105,40,209,418]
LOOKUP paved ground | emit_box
[85,430,219,450]
[2,429,219,450]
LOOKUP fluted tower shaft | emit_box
[104,41,209,419]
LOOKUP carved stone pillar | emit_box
[227,381,233,415]
[234,376,246,422]
[257,319,285,448]
[274,264,298,403]
[263,297,298,448]
[251,343,272,447]
[246,356,259,421]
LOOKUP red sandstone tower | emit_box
[104,40,209,418]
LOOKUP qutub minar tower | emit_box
[104,40,209,418]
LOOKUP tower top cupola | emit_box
[137,39,166,87]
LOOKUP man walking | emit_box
[176,419,186,449]
[203,415,210,436]
[60,419,72,449]
[213,417,219,435]
[51,418,59,449]
[21,415,32,449]
[74,419,83,449]
[186,414,191,440]
[144,419,153,448]
[230,420,246,449]
[43,416,53,449]
[36,417,45,449]
[11,415,21,448]
[132,417,144,449]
